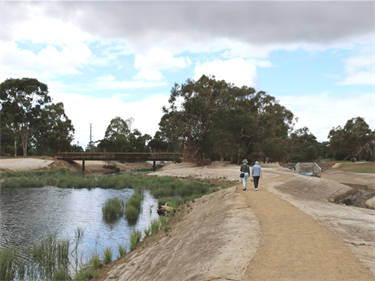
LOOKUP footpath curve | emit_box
[240,174,374,281]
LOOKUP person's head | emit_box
[242,159,248,164]
[255,161,259,165]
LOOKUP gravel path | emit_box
[241,174,374,281]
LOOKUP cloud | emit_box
[2,41,91,77]
[94,75,167,89]
[337,52,374,86]
[278,93,374,142]
[194,58,257,87]
[134,48,191,71]
[48,90,170,148]
[133,69,163,81]
[4,1,373,58]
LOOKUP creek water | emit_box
[0,186,159,265]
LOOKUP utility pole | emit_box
[90,123,93,153]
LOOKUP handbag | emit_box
[240,172,244,178]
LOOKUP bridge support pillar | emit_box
[82,160,85,173]
[153,160,156,172]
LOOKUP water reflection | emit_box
[0,186,159,264]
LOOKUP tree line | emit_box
[1,76,373,162]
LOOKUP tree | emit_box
[0,78,51,157]
[38,103,75,155]
[104,116,133,139]
[328,117,373,161]
[160,75,295,164]
[305,146,318,161]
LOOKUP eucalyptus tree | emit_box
[38,102,75,155]
[0,78,51,157]
[328,117,373,161]
[160,75,295,163]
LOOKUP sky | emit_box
[1,0,374,148]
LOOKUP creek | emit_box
[0,186,159,266]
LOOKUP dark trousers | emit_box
[253,176,260,189]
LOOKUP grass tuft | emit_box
[130,229,142,251]
[102,197,125,220]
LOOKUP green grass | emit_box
[344,167,375,173]
[103,247,112,264]
[335,160,370,163]
[118,244,126,258]
[150,219,160,235]
[130,229,142,251]
[102,197,126,220]
[91,251,101,269]
[125,190,144,224]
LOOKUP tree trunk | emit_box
[20,127,28,158]
[14,137,17,157]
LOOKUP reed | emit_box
[0,246,17,281]
[150,219,160,235]
[102,197,126,220]
[103,247,112,264]
[125,190,144,224]
[130,229,142,251]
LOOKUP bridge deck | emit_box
[56,152,182,172]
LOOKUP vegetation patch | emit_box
[343,167,375,174]
[102,197,126,220]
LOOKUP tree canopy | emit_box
[0,78,75,156]
[328,117,374,161]
[160,75,295,164]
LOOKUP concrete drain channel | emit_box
[333,183,375,209]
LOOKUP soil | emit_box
[1,158,374,280]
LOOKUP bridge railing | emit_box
[56,152,182,161]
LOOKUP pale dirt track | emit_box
[241,174,373,281]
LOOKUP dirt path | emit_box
[240,175,374,281]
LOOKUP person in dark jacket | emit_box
[240,159,250,191]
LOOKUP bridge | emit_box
[56,152,183,172]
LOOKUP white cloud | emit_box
[279,93,374,142]
[2,41,91,77]
[94,75,167,89]
[133,69,163,81]
[337,51,374,86]
[194,58,257,87]
[134,48,191,71]
[49,90,170,148]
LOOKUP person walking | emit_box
[240,159,250,191]
[252,161,262,191]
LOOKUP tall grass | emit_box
[130,229,142,251]
[102,197,125,220]
[125,190,144,224]
[0,233,72,281]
